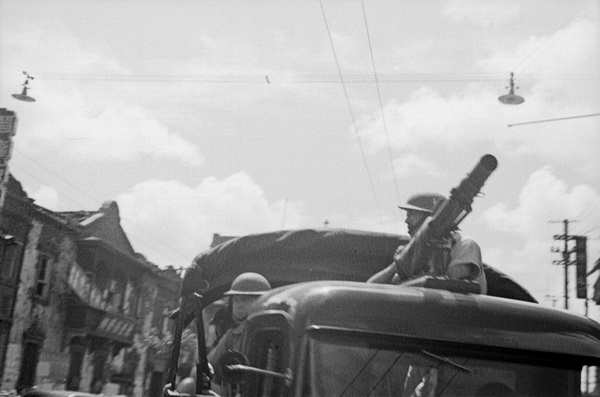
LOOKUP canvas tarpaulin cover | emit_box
[181,228,536,304]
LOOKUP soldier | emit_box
[205,305,234,352]
[368,193,487,294]
[198,272,271,395]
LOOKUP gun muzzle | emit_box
[453,154,498,203]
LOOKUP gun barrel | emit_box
[480,154,498,172]
[469,154,497,189]
[452,154,498,205]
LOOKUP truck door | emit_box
[244,311,291,396]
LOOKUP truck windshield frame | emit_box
[304,326,592,397]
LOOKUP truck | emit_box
[164,156,600,396]
[164,226,600,397]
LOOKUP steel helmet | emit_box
[398,193,447,214]
[224,272,271,296]
[176,377,196,395]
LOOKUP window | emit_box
[111,273,126,313]
[91,350,108,393]
[67,349,84,390]
[123,282,133,316]
[0,325,9,379]
[305,330,589,397]
[16,342,41,390]
[162,308,170,336]
[582,366,598,395]
[135,288,144,319]
[247,329,286,396]
[35,255,52,300]
[0,293,11,318]
[0,241,16,280]
[106,279,124,313]
[152,300,165,336]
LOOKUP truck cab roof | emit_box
[251,280,600,360]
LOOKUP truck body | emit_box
[175,228,600,396]
[242,280,600,396]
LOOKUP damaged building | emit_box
[0,174,193,397]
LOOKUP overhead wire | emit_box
[36,72,598,84]
[319,0,386,229]
[361,0,401,205]
[571,199,600,236]
[579,220,600,236]
[14,148,100,206]
[514,1,593,78]
[16,3,600,261]
[506,0,600,241]
[508,113,600,127]
[9,162,95,210]
[10,149,191,264]
[576,197,600,221]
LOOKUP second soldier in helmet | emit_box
[207,272,271,394]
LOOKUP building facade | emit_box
[0,175,32,388]
[0,174,190,396]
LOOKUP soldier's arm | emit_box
[207,329,231,367]
[447,236,482,281]
[367,263,397,284]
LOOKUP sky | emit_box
[1,0,599,311]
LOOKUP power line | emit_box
[514,1,592,78]
[570,197,600,236]
[580,221,600,236]
[361,0,400,204]
[10,153,190,264]
[319,0,385,229]
[574,197,600,226]
[571,216,600,237]
[15,148,100,206]
[9,162,94,209]
[36,72,599,84]
[508,113,600,127]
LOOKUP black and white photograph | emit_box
[1,1,599,396]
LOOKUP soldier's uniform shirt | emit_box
[393,231,487,294]
[207,322,246,382]
[448,231,487,294]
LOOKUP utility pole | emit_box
[551,219,577,310]
[552,231,591,391]
[552,230,591,391]
[562,219,570,310]
[544,295,559,308]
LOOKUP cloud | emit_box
[483,237,565,300]
[482,166,598,235]
[355,86,503,154]
[28,185,60,210]
[0,21,129,78]
[2,21,203,166]
[488,16,600,178]
[355,82,598,178]
[15,93,203,165]
[444,1,520,26]
[482,14,600,106]
[356,12,600,179]
[393,154,444,178]
[479,166,600,301]
[116,172,305,267]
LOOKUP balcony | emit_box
[93,311,136,345]
[64,303,106,334]
[65,303,136,346]
[66,262,137,347]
